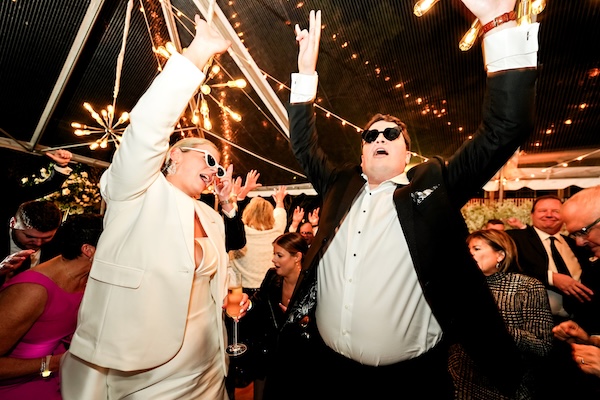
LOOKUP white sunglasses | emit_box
[180,147,226,178]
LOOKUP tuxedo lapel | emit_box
[393,184,418,267]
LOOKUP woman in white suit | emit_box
[61,16,249,399]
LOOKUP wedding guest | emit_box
[60,17,250,400]
[449,229,553,398]
[561,185,600,259]
[1,200,63,284]
[288,206,319,237]
[0,213,103,400]
[248,232,308,400]
[275,1,539,398]
[1,149,73,286]
[506,195,594,323]
[229,186,288,291]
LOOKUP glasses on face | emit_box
[569,216,600,240]
[180,147,226,178]
[361,127,402,144]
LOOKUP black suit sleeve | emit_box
[224,210,246,252]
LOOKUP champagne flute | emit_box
[225,268,247,356]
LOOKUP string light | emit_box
[413,0,546,52]
[72,104,129,150]
[71,0,134,150]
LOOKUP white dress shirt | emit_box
[533,227,582,317]
[290,23,540,365]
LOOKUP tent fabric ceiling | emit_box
[1,0,599,188]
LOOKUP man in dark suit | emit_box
[507,194,594,324]
[265,2,540,399]
[0,149,72,285]
[0,200,63,284]
[508,196,598,396]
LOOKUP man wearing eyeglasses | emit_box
[562,186,600,260]
[562,186,600,335]
[271,1,540,399]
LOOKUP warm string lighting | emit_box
[71,0,135,149]
[72,103,129,150]
[414,0,546,51]
[151,4,247,136]
[540,148,600,174]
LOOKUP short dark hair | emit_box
[15,200,62,232]
[486,219,504,226]
[531,194,562,213]
[57,214,104,260]
[364,113,411,151]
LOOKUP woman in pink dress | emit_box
[0,213,103,399]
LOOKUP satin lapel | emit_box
[170,182,195,272]
[393,184,418,268]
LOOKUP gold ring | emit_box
[580,357,586,365]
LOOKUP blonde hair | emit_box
[242,197,275,230]
[162,137,220,175]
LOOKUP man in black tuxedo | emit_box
[507,194,594,324]
[265,1,540,399]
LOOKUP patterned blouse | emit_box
[449,272,554,399]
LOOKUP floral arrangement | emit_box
[21,164,103,214]
[461,199,532,233]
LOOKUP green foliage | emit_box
[22,164,103,214]
[461,199,532,233]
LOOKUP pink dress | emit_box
[0,271,83,400]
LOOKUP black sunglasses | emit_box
[180,147,226,178]
[361,127,402,143]
[569,216,600,240]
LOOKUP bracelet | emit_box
[481,11,516,34]
[219,198,234,205]
[40,355,52,378]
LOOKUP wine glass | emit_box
[225,268,247,356]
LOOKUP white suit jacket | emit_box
[69,54,229,373]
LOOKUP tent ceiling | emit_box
[1,0,599,187]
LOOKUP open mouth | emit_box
[199,173,212,184]
[374,148,388,156]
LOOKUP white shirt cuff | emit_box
[483,23,539,73]
[54,165,73,175]
[290,73,319,103]
[222,207,237,218]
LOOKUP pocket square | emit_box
[411,184,440,205]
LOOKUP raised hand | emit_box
[295,10,321,75]
[308,207,320,226]
[239,170,262,200]
[46,149,73,168]
[0,249,36,276]
[292,206,305,225]
[461,0,517,26]
[183,15,231,71]
[215,164,234,204]
[273,185,287,205]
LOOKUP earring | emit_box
[166,162,177,175]
[495,262,500,269]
